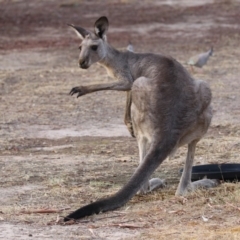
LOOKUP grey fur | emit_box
[65,17,219,221]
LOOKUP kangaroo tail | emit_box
[64,136,177,221]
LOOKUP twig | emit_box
[88,228,100,238]
[226,202,240,211]
[168,210,186,214]
[112,211,127,215]
[56,215,60,223]
[107,223,146,229]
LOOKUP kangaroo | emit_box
[64,16,219,221]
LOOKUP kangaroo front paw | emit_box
[69,86,87,98]
[126,122,135,138]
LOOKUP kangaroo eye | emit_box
[91,45,98,51]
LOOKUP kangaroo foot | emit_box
[191,179,220,190]
[138,178,166,194]
[176,178,220,196]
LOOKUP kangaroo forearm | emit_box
[84,82,131,93]
[70,81,132,98]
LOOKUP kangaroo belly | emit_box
[131,77,157,140]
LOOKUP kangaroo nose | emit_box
[79,59,89,69]
[79,59,86,68]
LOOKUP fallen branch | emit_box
[20,207,70,214]
[66,214,125,224]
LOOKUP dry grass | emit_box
[1,0,240,239]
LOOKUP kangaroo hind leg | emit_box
[176,140,219,196]
[176,80,220,196]
[132,77,166,194]
[136,136,167,194]
[176,140,197,195]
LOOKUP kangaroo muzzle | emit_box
[79,59,89,69]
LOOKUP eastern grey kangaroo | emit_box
[64,16,218,221]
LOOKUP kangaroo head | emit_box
[69,16,109,69]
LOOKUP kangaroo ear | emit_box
[68,24,90,40]
[94,16,109,39]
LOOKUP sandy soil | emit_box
[0,0,240,239]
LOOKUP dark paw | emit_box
[126,122,135,138]
[69,86,87,98]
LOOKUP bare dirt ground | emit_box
[0,0,240,239]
